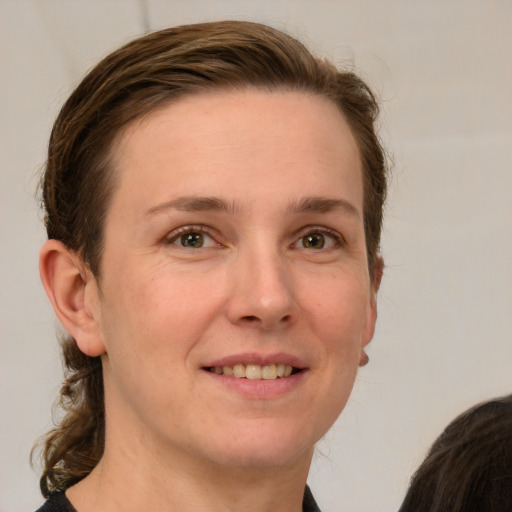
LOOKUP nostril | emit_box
[239,314,292,325]
[241,315,260,323]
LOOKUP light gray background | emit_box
[1,1,511,511]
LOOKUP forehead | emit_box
[109,88,363,215]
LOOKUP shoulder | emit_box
[34,492,76,512]
[303,485,322,512]
[34,488,319,512]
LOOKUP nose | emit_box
[225,246,298,330]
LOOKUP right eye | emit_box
[167,227,218,249]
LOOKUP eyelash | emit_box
[165,225,219,248]
[294,226,345,250]
[164,225,344,249]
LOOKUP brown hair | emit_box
[398,394,512,512]
[37,20,388,496]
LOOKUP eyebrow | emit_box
[144,195,360,218]
[144,196,238,217]
[287,196,361,218]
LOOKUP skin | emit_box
[40,89,380,512]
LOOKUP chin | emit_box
[201,422,319,470]
[214,444,313,470]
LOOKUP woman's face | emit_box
[90,89,378,471]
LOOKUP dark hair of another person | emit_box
[398,394,512,512]
[36,20,388,496]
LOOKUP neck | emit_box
[66,433,313,512]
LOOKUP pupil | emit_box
[181,233,203,247]
[304,234,324,249]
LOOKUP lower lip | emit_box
[202,370,307,399]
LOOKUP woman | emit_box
[35,20,387,512]
[398,394,512,512]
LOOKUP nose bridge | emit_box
[228,238,297,328]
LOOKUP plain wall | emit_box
[1,1,511,511]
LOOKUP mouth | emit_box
[203,363,302,380]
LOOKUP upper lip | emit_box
[203,352,307,369]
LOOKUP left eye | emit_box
[168,229,218,249]
[295,230,341,250]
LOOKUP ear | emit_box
[39,239,106,357]
[360,255,384,363]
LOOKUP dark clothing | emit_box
[35,486,321,512]
[303,485,322,511]
[35,492,76,512]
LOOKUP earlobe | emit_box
[359,297,377,366]
[39,239,106,357]
[360,255,384,364]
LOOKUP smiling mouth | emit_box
[204,363,301,380]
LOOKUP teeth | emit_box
[246,364,261,380]
[222,366,233,376]
[233,364,246,378]
[209,364,295,380]
[261,364,278,380]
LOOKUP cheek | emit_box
[298,274,368,413]
[99,275,198,417]
[302,276,370,343]
[101,265,227,359]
